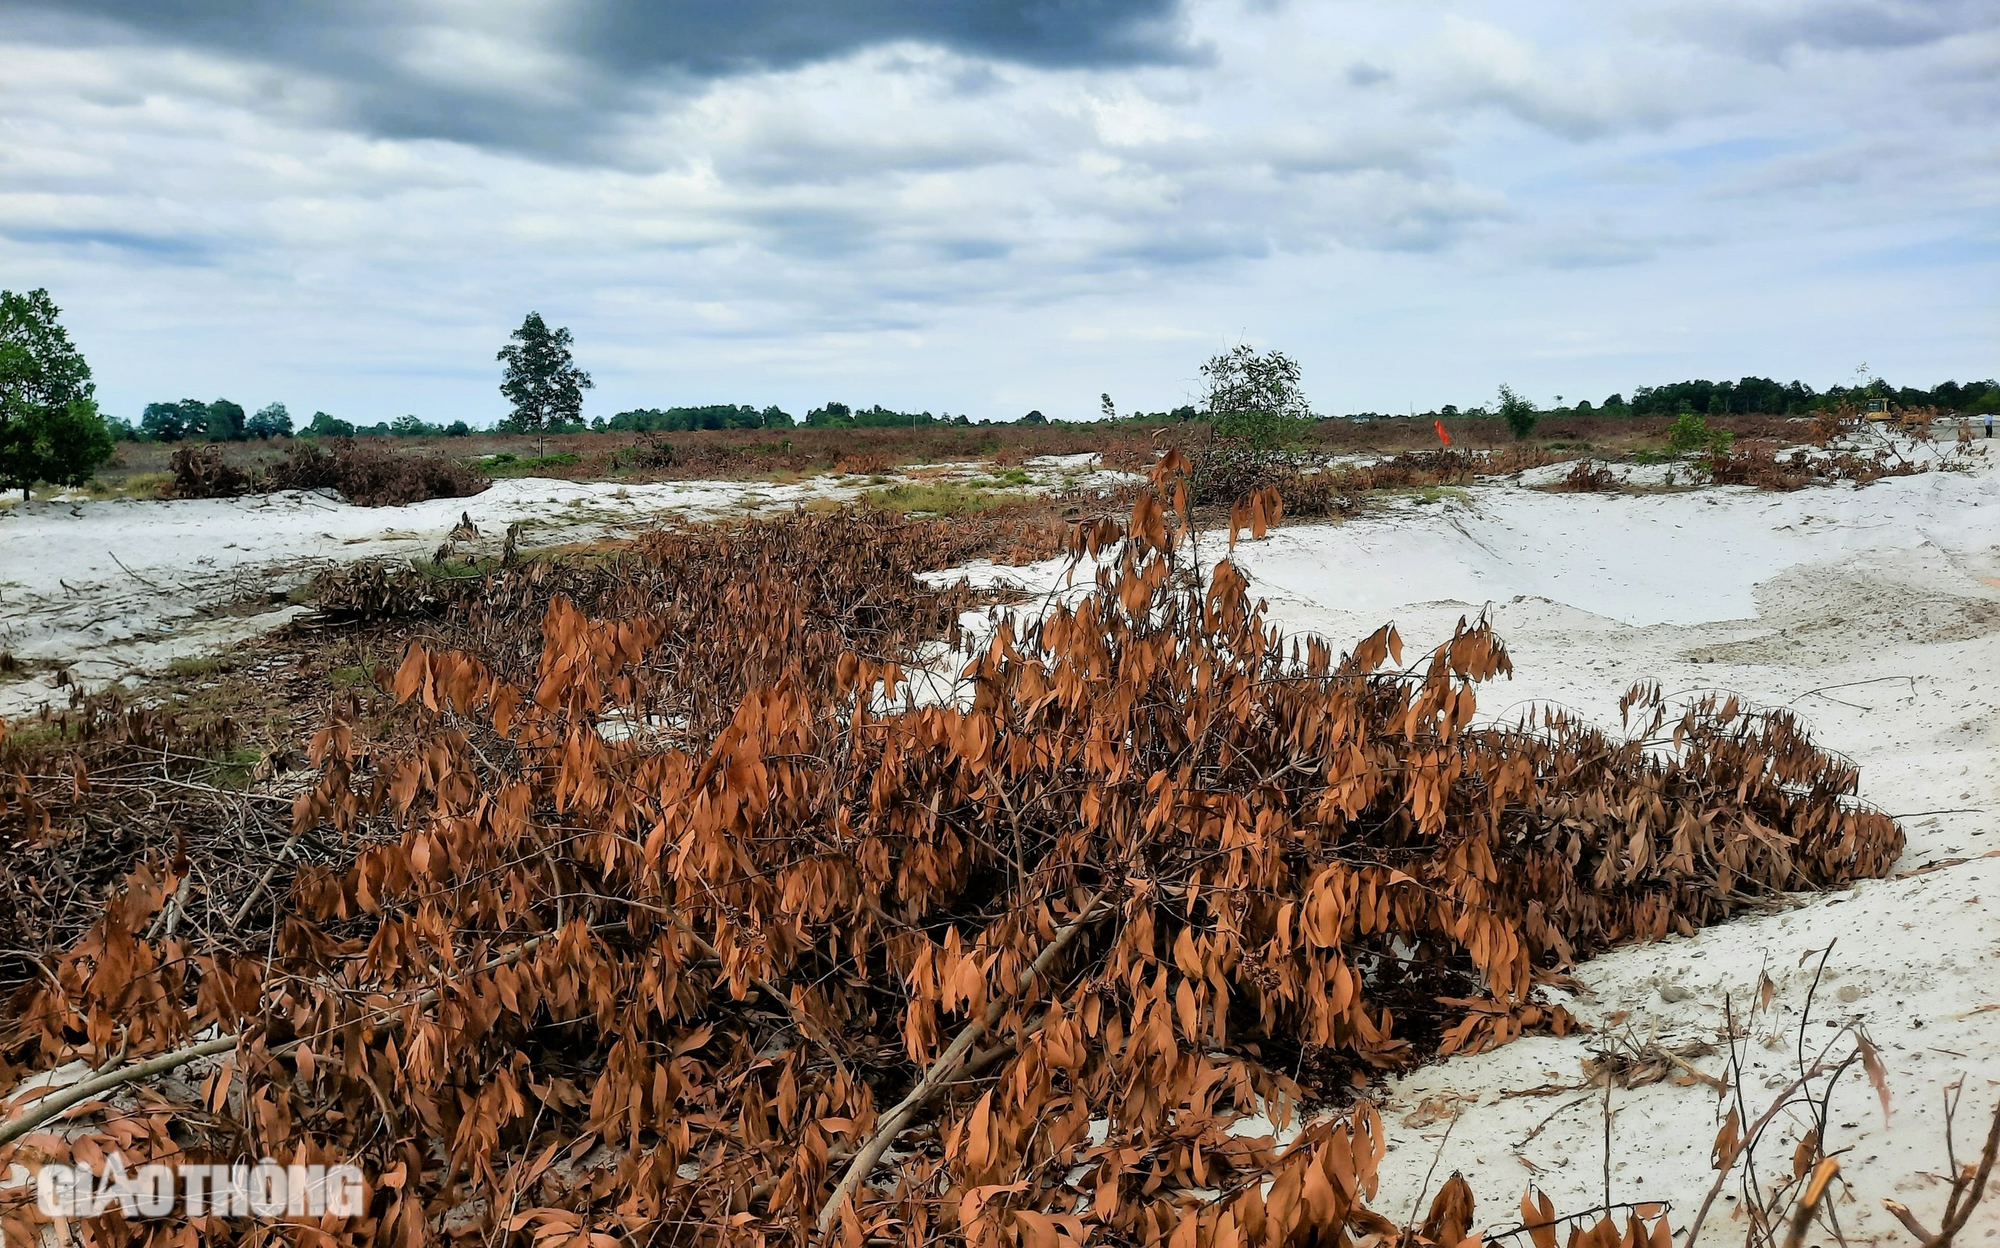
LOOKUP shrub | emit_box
[1667,410,1734,456]
[1211,407,1314,450]
[1497,383,1539,440]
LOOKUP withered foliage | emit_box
[265,440,491,507]
[0,696,254,979]
[0,463,1903,1248]
[1545,462,1618,494]
[1186,447,1561,518]
[166,440,491,507]
[1708,445,1928,492]
[162,446,255,500]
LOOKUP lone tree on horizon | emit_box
[0,288,113,500]
[497,311,592,432]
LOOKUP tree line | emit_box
[125,402,475,442]
[1397,375,1998,424]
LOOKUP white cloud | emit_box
[0,0,1993,423]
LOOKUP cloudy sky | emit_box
[1,1,1994,424]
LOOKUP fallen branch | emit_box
[815,889,1110,1234]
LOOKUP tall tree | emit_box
[0,288,113,499]
[497,312,592,432]
[246,402,293,439]
[206,397,247,440]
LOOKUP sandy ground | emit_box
[3,447,1997,1240]
[945,449,2000,1243]
[0,476,865,715]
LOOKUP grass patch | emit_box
[482,451,581,477]
[859,481,1014,517]
[328,664,378,690]
[84,471,171,499]
[1390,486,1469,506]
[166,654,234,679]
[975,467,1032,488]
[194,744,268,790]
[412,554,505,582]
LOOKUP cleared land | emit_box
[1,421,1995,1246]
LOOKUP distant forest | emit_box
[103,374,1998,442]
[1348,375,2000,423]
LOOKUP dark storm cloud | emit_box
[575,0,1193,74]
[10,0,1192,157]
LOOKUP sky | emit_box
[0,1,1994,426]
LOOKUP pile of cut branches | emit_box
[1708,444,1930,491]
[166,438,491,506]
[1185,446,1562,517]
[0,462,1905,1247]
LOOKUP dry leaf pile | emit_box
[0,460,1903,1247]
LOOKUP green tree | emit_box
[246,402,293,439]
[23,396,114,495]
[1496,384,1538,440]
[0,288,114,498]
[141,400,203,442]
[302,410,355,438]
[390,414,441,437]
[1020,409,1047,424]
[206,398,247,441]
[497,312,592,432]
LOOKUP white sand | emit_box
[0,475,862,715]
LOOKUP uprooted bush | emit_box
[161,444,254,498]
[1185,444,1562,518]
[1709,445,1929,491]
[266,438,490,506]
[1545,459,1619,492]
[165,438,490,506]
[0,461,1905,1247]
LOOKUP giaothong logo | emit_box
[35,1156,365,1219]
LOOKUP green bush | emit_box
[1211,408,1313,451]
[1497,384,1538,440]
[1666,411,1734,456]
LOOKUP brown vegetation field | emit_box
[82,412,1826,498]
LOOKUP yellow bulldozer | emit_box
[1862,398,1932,435]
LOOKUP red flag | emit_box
[1434,420,1452,446]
